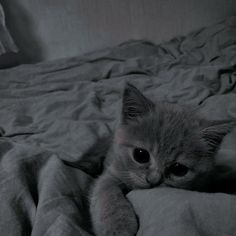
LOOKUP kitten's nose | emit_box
[146,173,162,187]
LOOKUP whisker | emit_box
[129,172,147,186]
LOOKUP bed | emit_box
[0,2,236,235]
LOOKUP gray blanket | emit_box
[0,17,236,236]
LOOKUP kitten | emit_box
[89,84,234,236]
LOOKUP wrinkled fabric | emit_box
[0,17,236,235]
[0,3,18,54]
[128,187,236,236]
[0,3,18,69]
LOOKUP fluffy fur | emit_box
[89,84,234,236]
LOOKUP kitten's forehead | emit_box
[156,106,194,147]
[118,103,198,153]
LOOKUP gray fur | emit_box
[90,84,234,236]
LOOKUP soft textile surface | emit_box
[0,3,18,68]
[0,17,236,235]
[128,188,236,236]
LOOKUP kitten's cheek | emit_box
[114,128,128,145]
[164,176,194,189]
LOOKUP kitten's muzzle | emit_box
[146,173,163,187]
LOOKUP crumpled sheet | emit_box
[0,17,236,235]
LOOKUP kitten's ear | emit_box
[122,83,154,123]
[200,120,235,154]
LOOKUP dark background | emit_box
[1,0,236,62]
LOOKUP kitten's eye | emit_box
[133,148,150,164]
[169,163,189,177]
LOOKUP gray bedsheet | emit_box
[0,17,236,236]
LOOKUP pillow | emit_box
[128,187,236,236]
[0,3,18,69]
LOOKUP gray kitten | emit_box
[90,84,234,236]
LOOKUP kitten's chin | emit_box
[131,181,159,190]
[122,180,151,190]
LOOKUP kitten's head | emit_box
[111,84,234,191]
